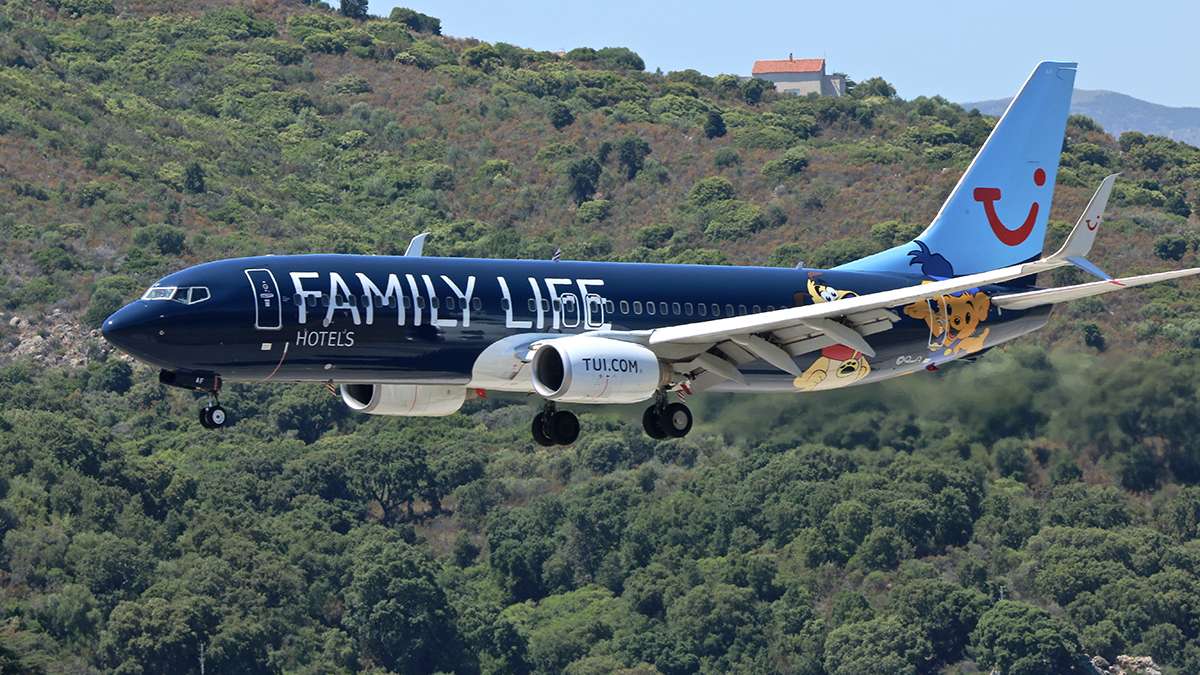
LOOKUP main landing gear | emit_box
[642,394,693,440]
[532,402,579,447]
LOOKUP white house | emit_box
[751,56,845,97]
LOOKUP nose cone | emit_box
[102,302,161,362]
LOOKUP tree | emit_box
[617,135,651,180]
[565,157,601,204]
[549,102,574,130]
[704,110,726,139]
[823,616,932,675]
[1154,234,1188,261]
[344,538,469,673]
[852,76,898,98]
[971,600,1083,675]
[339,0,368,19]
[741,78,769,105]
[183,161,206,194]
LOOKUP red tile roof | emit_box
[752,58,825,75]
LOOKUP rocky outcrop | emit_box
[1090,655,1163,675]
[1,310,112,369]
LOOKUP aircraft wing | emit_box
[647,257,1063,349]
[992,268,1200,310]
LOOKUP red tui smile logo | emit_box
[973,168,1045,246]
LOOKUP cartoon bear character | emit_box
[793,344,871,391]
[943,291,990,355]
[903,290,991,356]
[807,277,858,304]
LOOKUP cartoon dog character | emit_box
[794,344,871,391]
[904,290,991,356]
[807,277,858,304]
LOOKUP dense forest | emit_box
[2,1,1200,673]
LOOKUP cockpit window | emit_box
[142,285,211,305]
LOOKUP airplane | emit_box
[101,62,1200,446]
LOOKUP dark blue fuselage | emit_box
[102,255,1051,392]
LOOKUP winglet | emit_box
[404,232,430,257]
[1050,173,1118,261]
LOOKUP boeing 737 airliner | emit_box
[102,62,1200,445]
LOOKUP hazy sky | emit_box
[369,0,1198,107]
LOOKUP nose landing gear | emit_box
[531,402,579,447]
[160,370,229,430]
[643,395,693,439]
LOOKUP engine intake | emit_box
[531,335,662,403]
[340,383,465,416]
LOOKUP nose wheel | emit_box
[643,399,692,439]
[200,404,228,429]
[531,403,579,446]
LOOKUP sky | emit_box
[369,0,1199,108]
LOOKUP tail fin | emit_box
[837,61,1077,277]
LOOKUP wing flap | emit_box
[993,268,1200,310]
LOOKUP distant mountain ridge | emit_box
[964,89,1200,147]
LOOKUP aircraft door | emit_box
[244,269,283,330]
[560,293,580,328]
[585,294,605,329]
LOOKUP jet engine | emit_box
[340,383,465,416]
[531,335,664,403]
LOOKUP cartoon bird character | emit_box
[907,240,955,278]
[793,344,871,391]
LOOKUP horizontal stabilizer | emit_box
[993,268,1200,311]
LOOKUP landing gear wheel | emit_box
[660,402,693,438]
[200,405,228,429]
[642,406,668,440]
[531,412,555,447]
[550,410,580,446]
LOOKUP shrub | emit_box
[330,74,371,94]
[762,146,809,180]
[575,200,611,223]
[704,110,727,139]
[132,224,186,256]
[713,148,740,168]
[616,135,651,179]
[389,7,442,34]
[548,102,574,130]
[689,176,735,206]
[1154,234,1189,261]
[703,201,765,241]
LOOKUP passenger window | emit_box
[725,304,734,316]
[752,305,761,313]
[712,304,720,316]
[528,298,536,312]
[672,302,681,315]
[416,296,426,309]
[604,300,614,314]
[698,303,707,317]
[502,298,511,310]
[403,296,412,309]
[647,302,656,315]
[738,304,747,315]
[430,297,439,309]
[684,302,693,316]
[320,295,330,307]
[620,300,629,314]
[472,298,482,311]
[659,302,668,315]
[633,301,642,314]
[446,297,455,310]
[552,299,561,312]
[540,299,550,311]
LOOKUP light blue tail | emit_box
[837,61,1077,278]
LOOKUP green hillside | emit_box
[3,2,1200,673]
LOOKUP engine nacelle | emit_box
[531,335,663,403]
[340,383,465,417]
